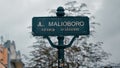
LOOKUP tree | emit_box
[23,37,58,68]
[26,1,110,68]
[59,1,110,68]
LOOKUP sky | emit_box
[0,0,120,63]
[94,0,120,63]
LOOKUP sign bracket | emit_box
[45,35,78,68]
[45,36,78,49]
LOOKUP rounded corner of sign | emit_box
[32,32,36,36]
[32,17,37,20]
[87,32,90,35]
[32,17,35,19]
[86,16,89,19]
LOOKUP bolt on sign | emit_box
[32,16,89,36]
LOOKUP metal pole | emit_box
[56,6,65,68]
[57,36,64,68]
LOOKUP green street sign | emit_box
[32,16,89,36]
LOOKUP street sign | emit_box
[32,7,90,68]
[32,16,89,36]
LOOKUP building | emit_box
[4,40,24,68]
[0,44,8,68]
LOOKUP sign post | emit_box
[32,6,89,68]
[56,7,65,68]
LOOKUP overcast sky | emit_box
[0,0,120,63]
